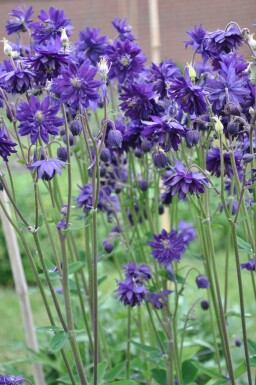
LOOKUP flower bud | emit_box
[138,180,148,192]
[213,116,223,135]
[70,120,82,136]
[242,153,255,164]
[57,146,68,162]
[108,129,123,149]
[235,339,242,347]
[185,130,200,148]
[141,139,152,153]
[196,274,210,289]
[102,239,114,253]
[2,38,12,56]
[200,299,209,310]
[97,56,110,82]
[227,121,240,135]
[60,27,69,47]
[100,147,111,162]
[186,62,196,82]
[158,205,164,215]
[153,151,168,168]
[134,148,143,158]
[63,133,74,146]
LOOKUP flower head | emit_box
[178,221,196,246]
[112,18,135,41]
[149,60,181,99]
[146,290,172,309]
[240,259,255,271]
[76,27,108,65]
[123,261,151,282]
[28,158,66,180]
[196,274,210,289]
[204,26,243,56]
[0,128,17,161]
[116,279,147,307]
[16,95,63,144]
[6,6,33,35]
[0,374,24,385]
[0,66,34,94]
[184,24,208,56]
[149,229,186,267]
[206,147,242,177]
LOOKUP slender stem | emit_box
[126,307,131,379]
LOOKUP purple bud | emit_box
[111,225,121,233]
[243,153,255,164]
[134,148,143,158]
[235,338,242,347]
[70,120,82,136]
[102,239,114,253]
[227,121,240,135]
[185,130,200,148]
[100,147,111,162]
[100,167,106,177]
[225,103,241,116]
[158,205,164,215]
[196,274,210,289]
[153,152,168,168]
[57,146,68,162]
[200,299,209,310]
[63,133,74,146]
[141,139,152,153]
[138,180,148,192]
[108,129,123,149]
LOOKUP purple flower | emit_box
[240,259,255,271]
[178,221,196,246]
[76,27,108,65]
[142,115,185,151]
[6,6,33,35]
[123,261,151,282]
[163,161,208,200]
[184,25,208,55]
[169,73,207,115]
[0,374,24,385]
[0,128,17,161]
[206,148,242,178]
[26,38,69,85]
[204,26,243,56]
[102,239,114,253]
[116,279,147,307]
[0,66,34,94]
[149,60,181,99]
[147,290,172,309]
[16,95,63,144]
[112,18,135,41]
[29,7,72,44]
[204,69,249,113]
[149,229,186,267]
[119,82,162,122]
[106,39,146,83]
[52,60,101,110]
[196,274,210,289]
[28,158,66,180]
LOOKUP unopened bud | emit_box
[60,28,69,47]
[97,56,110,82]
[212,116,223,135]
[2,38,12,56]
[186,62,196,82]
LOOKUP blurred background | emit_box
[0,0,255,65]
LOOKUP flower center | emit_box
[161,239,170,249]
[70,76,81,88]
[35,110,44,122]
[120,56,130,66]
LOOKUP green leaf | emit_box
[250,357,256,367]
[37,325,64,333]
[105,362,126,382]
[237,236,252,253]
[17,159,27,165]
[68,261,85,274]
[151,368,166,385]
[234,360,246,379]
[131,340,160,354]
[193,362,223,380]
[98,275,107,286]
[248,339,256,355]
[182,360,198,384]
[90,361,108,385]
[58,375,80,384]
[48,332,68,353]
[106,381,136,385]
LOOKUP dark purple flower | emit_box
[0,66,34,94]
[206,148,242,178]
[29,7,72,44]
[204,69,249,113]
[76,27,108,65]
[123,261,151,281]
[149,229,186,267]
[106,39,146,83]
[142,115,185,151]
[240,259,255,271]
[196,274,210,289]
[16,95,63,144]
[163,161,208,200]
[119,82,162,122]
[0,374,24,385]
[178,221,196,246]
[26,38,69,85]
[6,6,33,35]
[200,299,209,310]
[28,158,66,180]
[183,24,208,55]
[150,60,181,100]
[75,183,94,213]
[169,73,207,115]
[116,279,147,306]
[204,26,243,56]
[147,290,172,309]
[0,128,17,161]
[212,52,248,78]
[52,60,101,110]
[112,18,135,41]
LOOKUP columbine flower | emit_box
[6,6,33,35]
[112,18,135,41]
[204,26,243,56]
[146,290,172,309]
[16,95,63,144]
[149,229,186,267]
[52,60,102,110]
[163,161,208,200]
[142,115,185,151]
[206,147,242,177]
[0,128,17,161]
[0,374,24,385]
[149,60,181,99]
[26,38,69,85]
[169,72,207,115]
[119,82,162,122]
[0,65,34,94]
[183,24,208,57]
[178,221,196,246]
[106,39,146,83]
[76,27,108,65]
[123,261,151,282]
[240,259,255,271]
[116,279,147,307]
[29,7,72,44]
[196,274,210,289]
[28,158,66,180]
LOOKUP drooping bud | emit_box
[134,148,143,158]
[108,129,123,149]
[200,299,209,310]
[70,120,82,136]
[227,121,240,136]
[242,153,255,164]
[185,130,200,148]
[153,151,168,168]
[100,147,111,162]
[138,180,148,192]
[141,139,152,153]
[57,146,68,162]
[102,239,114,253]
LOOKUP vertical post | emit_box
[148,0,161,63]
[0,190,45,385]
